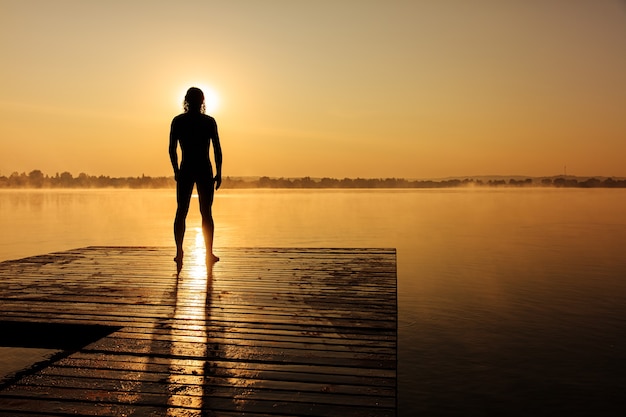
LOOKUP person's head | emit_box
[183,87,205,114]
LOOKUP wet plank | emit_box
[0,247,397,416]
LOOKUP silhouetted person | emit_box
[169,87,222,272]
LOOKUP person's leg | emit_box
[174,175,194,263]
[197,178,218,262]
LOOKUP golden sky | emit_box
[1,0,625,179]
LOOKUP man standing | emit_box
[169,87,222,271]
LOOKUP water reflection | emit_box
[3,189,626,415]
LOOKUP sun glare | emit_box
[178,84,220,114]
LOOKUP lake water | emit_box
[1,188,626,416]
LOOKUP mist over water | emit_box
[2,188,626,415]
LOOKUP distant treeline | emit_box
[2,170,626,189]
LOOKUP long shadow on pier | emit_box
[0,246,397,416]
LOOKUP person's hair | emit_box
[183,87,205,114]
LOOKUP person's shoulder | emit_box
[171,113,186,124]
[201,114,217,127]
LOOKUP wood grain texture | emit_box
[0,247,396,416]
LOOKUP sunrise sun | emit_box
[179,84,220,114]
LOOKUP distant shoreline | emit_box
[2,170,626,189]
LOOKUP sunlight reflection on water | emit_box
[2,188,626,416]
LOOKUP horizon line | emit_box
[2,170,626,181]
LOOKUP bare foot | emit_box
[174,250,184,275]
[173,250,184,263]
[207,253,220,263]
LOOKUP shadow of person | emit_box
[166,248,218,413]
[202,258,220,413]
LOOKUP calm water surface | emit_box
[2,188,626,416]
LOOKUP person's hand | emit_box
[214,174,222,190]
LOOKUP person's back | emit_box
[172,112,217,173]
[169,87,222,272]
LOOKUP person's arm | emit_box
[169,120,180,181]
[212,120,222,190]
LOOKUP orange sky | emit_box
[1,1,625,179]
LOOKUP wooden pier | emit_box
[0,247,397,416]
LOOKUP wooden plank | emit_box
[0,247,397,416]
